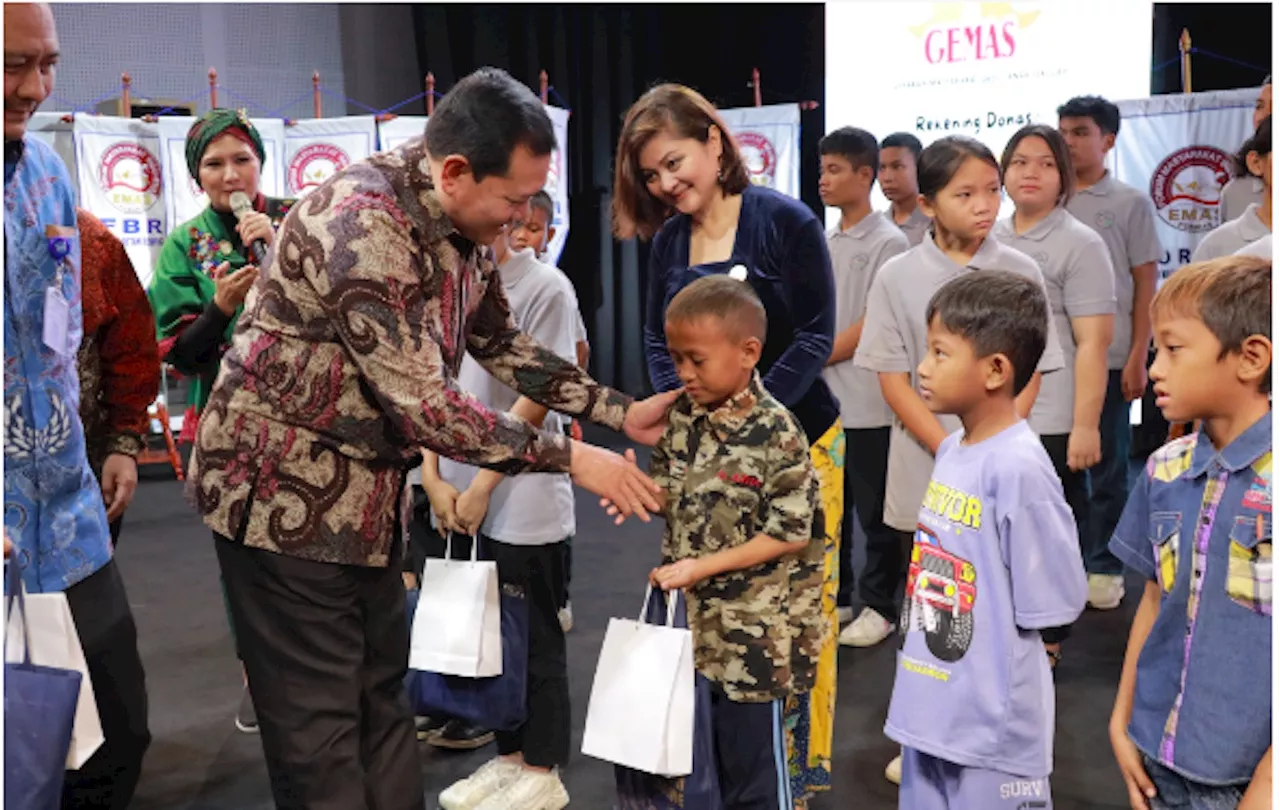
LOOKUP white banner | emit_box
[1111,89,1257,282]
[74,116,166,288]
[158,116,287,230]
[543,105,571,266]
[719,104,802,200]
[825,1,1153,226]
[28,112,78,201]
[376,115,428,152]
[283,116,378,197]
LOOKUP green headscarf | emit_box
[184,108,266,186]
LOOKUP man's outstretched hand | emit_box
[622,388,683,446]
[570,442,660,522]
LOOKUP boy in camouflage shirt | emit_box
[645,275,823,809]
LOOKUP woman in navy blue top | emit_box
[613,83,842,806]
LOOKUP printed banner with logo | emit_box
[825,1,1153,226]
[28,112,79,200]
[377,115,428,152]
[1110,89,1257,282]
[719,104,801,200]
[542,105,571,266]
[157,116,287,231]
[283,116,378,198]
[73,116,167,288]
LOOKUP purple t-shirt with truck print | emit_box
[885,421,1087,778]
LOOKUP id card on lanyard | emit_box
[43,224,76,356]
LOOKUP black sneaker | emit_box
[414,714,448,741]
[426,719,495,750]
[235,685,259,734]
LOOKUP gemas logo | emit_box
[1150,146,1234,233]
[99,142,162,214]
[736,132,777,187]
[288,143,350,195]
[909,2,1041,65]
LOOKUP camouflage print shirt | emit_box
[652,373,821,703]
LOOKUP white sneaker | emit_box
[474,768,569,810]
[1088,574,1125,611]
[836,605,855,625]
[439,757,523,810]
[838,607,894,648]
[558,602,574,633]
[885,752,903,785]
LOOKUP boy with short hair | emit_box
[1108,256,1272,810]
[886,270,1087,809]
[640,274,823,809]
[817,126,910,643]
[1058,95,1164,611]
[879,132,929,246]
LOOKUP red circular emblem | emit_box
[288,143,350,194]
[99,142,162,213]
[736,131,777,186]
[1150,146,1235,233]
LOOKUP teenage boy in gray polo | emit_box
[879,133,930,247]
[817,126,910,646]
[1058,95,1162,612]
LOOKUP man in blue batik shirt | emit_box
[4,4,149,806]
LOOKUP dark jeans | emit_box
[839,427,902,621]
[62,560,151,810]
[1038,433,1092,645]
[1143,756,1245,810]
[216,536,424,810]
[1085,370,1131,575]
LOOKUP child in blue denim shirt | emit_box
[1109,255,1272,810]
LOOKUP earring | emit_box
[717,167,725,183]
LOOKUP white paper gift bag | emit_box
[408,534,502,677]
[581,586,694,777]
[5,583,105,769]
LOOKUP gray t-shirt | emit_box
[418,249,579,546]
[993,209,1116,436]
[1220,175,1265,224]
[885,421,1086,779]
[1235,233,1273,258]
[854,236,1065,531]
[822,212,909,429]
[1065,172,1163,369]
[885,206,931,247]
[1191,204,1271,264]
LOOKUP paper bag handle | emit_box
[441,532,482,563]
[639,584,680,628]
[4,560,32,665]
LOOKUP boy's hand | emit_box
[651,559,707,591]
[1110,723,1156,809]
[423,479,462,533]
[1068,425,1103,471]
[454,485,491,536]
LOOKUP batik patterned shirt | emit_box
[188,137,631,567]
[651,373,822,702]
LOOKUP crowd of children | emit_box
[401,86,1272,810]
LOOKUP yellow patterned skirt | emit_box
[785,420,844,806]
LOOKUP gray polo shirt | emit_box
[885,206,931,247]
[993,208,1117,436]
[1191,204,1271,263]
[854,236,1065,531]
[822,212,909,429]
[1220,175,1265,224]
[1065,172,1162,369]
[1235,233,1272,258]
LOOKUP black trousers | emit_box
[839,427,905,621]
[414,524,572,768]
[708,683,790,810]
[1038,433,1091,645]
[61,559,151,810]
[215,536,424,810]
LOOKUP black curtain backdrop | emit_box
[412,3,1269,394]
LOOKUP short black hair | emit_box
[1001,124,1075,207]
[529,189,555,224]
[665,274,767,343]
[424,67,556,182]
[1236,115,1273,178]
[918,136,999,200]
[819,126,880,180]
[926,270,1048,395]
[880,132,923,163]
[1057,95,1121,137]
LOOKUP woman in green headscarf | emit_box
[149,108,294,443]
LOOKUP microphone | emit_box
[229,191,270,265]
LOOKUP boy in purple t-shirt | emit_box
[885,270,1087,809]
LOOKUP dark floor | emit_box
[120,441,1140,809]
